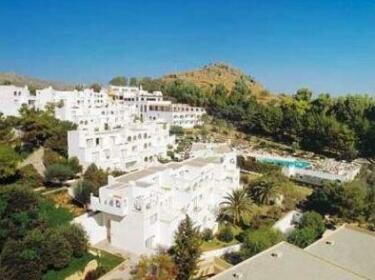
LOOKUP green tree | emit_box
[0,144,21,180]
[109,76,127,86]
[0,113,18,146]
[43,229,72,269]
[83,163,108,192]
[74,179,96,207]
[61,224,88,257]
[90,83,102,92]
[129,77,138,86]
[220,188,253,226]
[0,239,43,280]
[170,215,202,280]
[249,175,280,205]
[67,157,83,174]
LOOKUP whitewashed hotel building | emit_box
[0,85,36,116]
[68,120,175,172]
[88,144,239,254]
[109,85,206,128]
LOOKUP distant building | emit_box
[0,85,35,116]
[68,120,175,172]
[109,85,206,128]
[212,225,375,280]
[88,145,240,254]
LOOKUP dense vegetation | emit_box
[123,75,375,160]
[0,186,88,279]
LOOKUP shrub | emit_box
[84,266,107,280]
[74,180,96,206]
[201,228,214,241]
[170,125,184,136]
[61,224,88,257]
[297,211,325,237]
[83,164,107,191]
[241,227,283,258]
[43,230,72,269]
[287,227,317,248]
[43,148,65,168]
[18,164,43,188]
[223,251,243,265]
[67,157,82,174]
[44,164,75,183]
[0,144,21,180]
[216,225,233,243]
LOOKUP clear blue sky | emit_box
[1,0,374,95]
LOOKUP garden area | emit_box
[42,250,124,280]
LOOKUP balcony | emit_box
[89,195,127,217]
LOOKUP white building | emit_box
[89,145,240,254]
[0,85,36,116]
[109,85,206,128]
[68,120,175,172]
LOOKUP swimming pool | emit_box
[257,157,311,169]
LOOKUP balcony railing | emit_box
[90,195,127,217]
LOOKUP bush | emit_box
[201,228,214,241]
[61,224,88,257]
[44,230,73,269]
[84,266,107,280]
[216,225,233,243]
[0,144,21,180]
[170,125,184,136]
[287,227,317,248]
[298,211,325,237]
[18,164,43,188]
[83,164,107,191]
[67,157,82,174]
[44,164,75,183]
[43,148,65,168]
[241,227,283,258]
[74,180,96,206]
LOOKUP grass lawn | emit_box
[97,250,125,272]
[42,250,124,280]
[201,224,242,252]
[201,238,239,251]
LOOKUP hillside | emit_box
[0,72,74,91]
[162,63,276,101]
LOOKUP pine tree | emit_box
[171,215,202,280]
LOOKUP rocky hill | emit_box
[0,72,74,91]
[162,63,275,101]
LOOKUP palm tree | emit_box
[220,188,253,226]
[251,177,279,205]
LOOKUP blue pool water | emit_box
[258,157,311,169]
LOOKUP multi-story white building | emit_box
[89,144,240,254]
[68,120,175,172]
[0,85,36,116]
[109,85,206,128]
[35,87,109,110]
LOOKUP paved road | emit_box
[95,241,140,280]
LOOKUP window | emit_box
[150,214,158,225]
[145,236,155,249]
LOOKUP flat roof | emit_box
[211,242,364,280]
[110,157,218,188]
[305,225,375,280]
